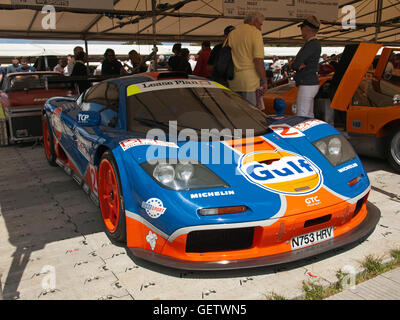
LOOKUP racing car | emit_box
[263,43,400,172]
[0,71,75,145]
[42,71,380,270]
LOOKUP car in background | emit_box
[42,71,379,270]
[0,71,75,145]
[263,43,400,172]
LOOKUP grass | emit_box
[266,248,400,300]
[265,292,287,300]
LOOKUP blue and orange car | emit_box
[42,71,380,270]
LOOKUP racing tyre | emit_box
[42,114,57,167]
[387,129,400,173]
[98,150,127,243]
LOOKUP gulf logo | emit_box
[238,150,323,196]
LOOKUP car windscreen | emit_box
[6,74,70,92]
[126,84,270,138]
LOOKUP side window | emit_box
[83,82,108,105]
[82,82,120,128]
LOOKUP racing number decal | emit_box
[90,164,98,196]
[269,124,305,138]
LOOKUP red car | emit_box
[0,71,75,145]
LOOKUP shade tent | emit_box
[0,0,399,45]
[0,43,346,60]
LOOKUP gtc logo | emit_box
[238,150,323,195]
[305,196,321,207]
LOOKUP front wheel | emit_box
[98,151,126,242]
[387,129,400,172]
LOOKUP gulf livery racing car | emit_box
[42,71,380,270]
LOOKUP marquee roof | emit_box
[0,0,399,45]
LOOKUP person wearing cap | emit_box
[207,25,235,86]
[290,15,322,118]
[227,12,268,107]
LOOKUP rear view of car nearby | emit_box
[0,71,74,145]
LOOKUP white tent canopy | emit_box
[0,0,399,45]
[0,42,346,59]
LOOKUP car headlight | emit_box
[313,135,356,167]
[141,160,228,191]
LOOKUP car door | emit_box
[69,81,120,177]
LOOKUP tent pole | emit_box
[84,39,89,68]
[375,0,383,43]
[152,0,157,71]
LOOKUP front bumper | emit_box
[129,201,380,270]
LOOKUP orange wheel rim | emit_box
[42,116,51,159]
[98,159,120,233]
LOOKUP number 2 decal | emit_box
[269,124,305,138]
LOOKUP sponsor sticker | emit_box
[141,198,167,219]
[190,190,235,199]
[119,138,179,151]
[305,196,321,207]
[293,119,325,132]
[238,149,323,196]
[127,79,224,96]
[269,124,305,138]
[146,231,158,251]
[338,163,358,173]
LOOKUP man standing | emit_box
[227,12,268,108]
[270,56,282,81]
[71,51,91,94]
[207,25,235,86]
[290,16,321,118]
[67,46,84,76]
[7,58,20,74]
[193,41,212,78]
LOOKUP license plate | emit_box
[291,227,334,250]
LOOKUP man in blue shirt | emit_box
[16,58,36,73]
[7,57,20,74]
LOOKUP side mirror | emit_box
[76,111,101,126]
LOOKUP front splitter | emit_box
[129,202,381,271]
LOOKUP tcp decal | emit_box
[238,150,323,195]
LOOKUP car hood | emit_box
[115,119,369,219]
[329,43,382,111]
